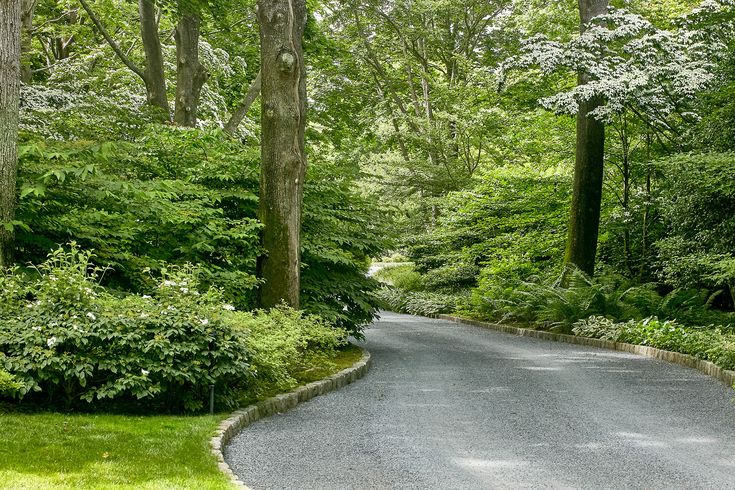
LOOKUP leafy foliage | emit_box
[573,315,735,370]
[243,307,347,399]
[0,246,250,412]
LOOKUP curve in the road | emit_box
[224,312,735,490]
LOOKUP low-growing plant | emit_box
[375,287,457,317]
[240,307,348,399]
[573,316,735,371]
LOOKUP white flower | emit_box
[32,326,41,332]
[200,318,209,326]
[47,336,57,348]
[141,369,150,376]
[86,312,96,321]
[222,304,236,311]
[142,295,152,299]
[180,287,189,294]
[167,305,176,311]
[162,280,177,287]
[140,312,149,319]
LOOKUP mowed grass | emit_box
[0,344,365,489]
[0,413,232,490]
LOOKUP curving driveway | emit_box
[224,312,735,489]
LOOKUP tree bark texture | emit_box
[224,70,261,136]
[138,0,170,117]
[564,0,609,278]
[173,6,208,127]
[256,0,307,309]
[0,0,21,266]
[20,0,35,83]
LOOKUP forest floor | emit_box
[226,312,735,489]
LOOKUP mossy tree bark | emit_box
[563,0,609,280]
[0,0,21,266]
[138,0,170,118]
[256,0,307,309]
[173,3,208,127]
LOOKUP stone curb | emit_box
[210,349,372,489]
[438,314,735,389]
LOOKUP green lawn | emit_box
[0,344,365,489]
[0,413,232,490]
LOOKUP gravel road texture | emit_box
[225,312,735,489]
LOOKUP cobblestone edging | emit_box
[210,349,372,489]
[438,315,735,389]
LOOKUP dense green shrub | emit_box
[0,246,250,412]
[470,268,735,333]
[300,162,393,336]
[242,307,347,398]
[375,287,458,317]
[573,316,735,371]
[16,128,262,308]
[373,264,425,292]
[654,152,735,308]
[15,128,390,332]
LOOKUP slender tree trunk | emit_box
[20,0,35,83]
[0,0,21,267]
[257,0,307,309]
[138,0,170,118]
[224,70,261,136]
[173,6,208,127]
[563,0,609,280]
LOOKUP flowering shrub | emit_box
[0,246,250,412]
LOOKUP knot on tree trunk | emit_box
[277,49,296,73]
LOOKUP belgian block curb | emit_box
[210,349,372,489]
[438,314,735,389]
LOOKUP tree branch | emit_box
[224,70,261,136]
[77,0,146,80]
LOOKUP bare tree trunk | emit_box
[256,0,307,309]
[138,0,170,118]
[563,0,609,280]
[173,6,208,127]
[20,0,35,83]
[224,70,261,136]
[0,0,21,266]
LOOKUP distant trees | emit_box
[0,0,21,266]
[78,0,209,126]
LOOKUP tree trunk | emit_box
[563,0,609,279]
[256,0,307,309]
[224,70,261,136]
[173,6,208,127]
[138,0,170,118]
[0,0,21,267]
[20,0,35,83]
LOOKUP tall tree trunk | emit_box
[20,0,35,83]
[173,6,208,127]
[138,0,170,118]
[0,0,21,267]
[563,0,609,279]
[256,0,307,309]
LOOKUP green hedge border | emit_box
[438,315,735,389]
[211,348,372,489]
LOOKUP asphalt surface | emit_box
[224,312,735,489]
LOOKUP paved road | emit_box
[225,312,735,489]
